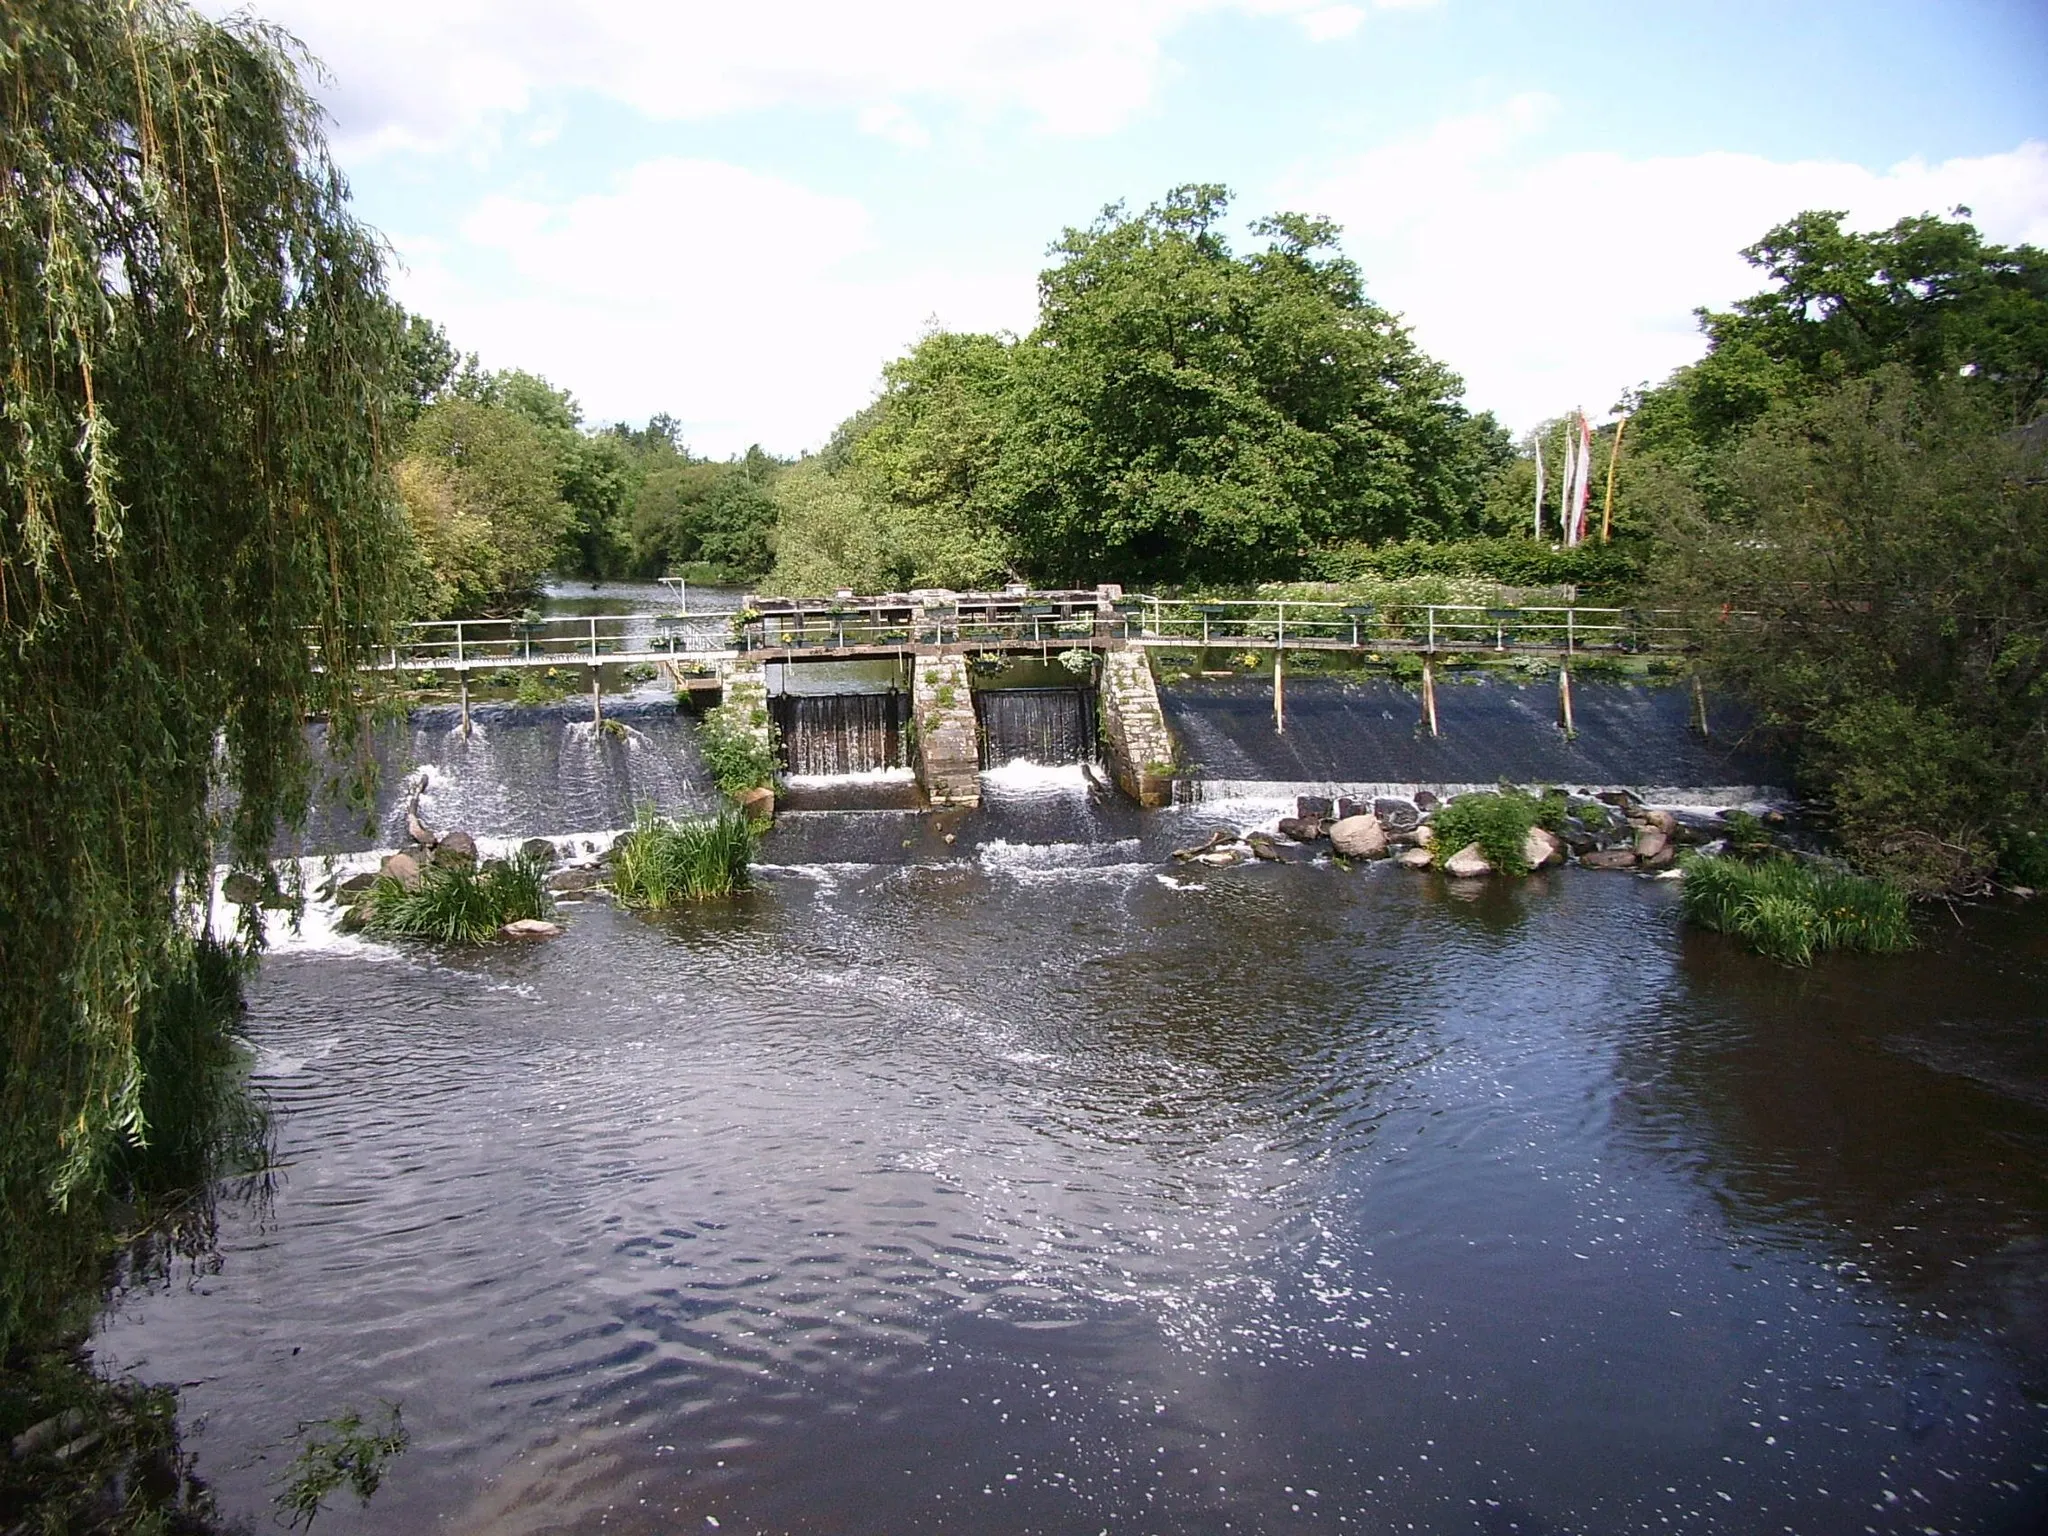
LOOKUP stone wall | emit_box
[714,656,776,770]
[1099,647,1176,807]
[913,654,981,807]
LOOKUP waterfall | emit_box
[771,692,910,776]
[975,688,1096,768]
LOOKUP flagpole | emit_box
[1600,412,1629,543]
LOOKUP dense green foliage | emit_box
[1430,791,1563,875]
[609,808,757,908]
[1,0,406,1356]
[697,702,782,797]
[1313,537,1645,594]
[770,186,1512,593]
[357,854,553,945]
[1680,855,1914,964]
[1655,371,2047,893]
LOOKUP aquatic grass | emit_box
[609,807,756,908]
[358,852,553,945]
[1680,854,1914,964]
[698,702,782,798]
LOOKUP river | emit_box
[89,589,2048,1534]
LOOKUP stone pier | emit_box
[913,653,981,807]
[1098,647,1176,807]
[713,656,777,771]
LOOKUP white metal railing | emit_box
[332,612,736,673]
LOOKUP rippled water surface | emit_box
[99,772,2048,1534]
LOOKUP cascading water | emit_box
[770,692,911,776]
[975,687,1096,767]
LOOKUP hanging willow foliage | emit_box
[1,0,408,1350]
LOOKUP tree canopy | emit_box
[1,0,409,1347]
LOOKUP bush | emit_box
[1430,790,1561,874]
[1313,537,1645,595]
[358,852,552,944]
[1679,854,1913,964]
[609,807,756,908]
[698,702,781,798]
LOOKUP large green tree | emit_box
[997,186,1497,585]
[399,399,573,615]
[1,0,408,1348]
[1633,210,2048,468]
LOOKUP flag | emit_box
[1533,438,1546,539]
[1573,414,1595,543]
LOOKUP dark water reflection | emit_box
[98,787,2047,1534]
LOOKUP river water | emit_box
[92,642,2048,1535]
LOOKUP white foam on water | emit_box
[978,760,1094,795]
[975,837,1143,870]
[785,767,916,787]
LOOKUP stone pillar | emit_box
[913,653,980,808]
[713,656,777,776]
[1098,646,1176,807]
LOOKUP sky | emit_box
[225,0,2047,457]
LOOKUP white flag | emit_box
[1573,414,1595,543]
[1533,438,1546,539]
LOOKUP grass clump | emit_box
[609,807,756,908]
[358,852,552,944]
[698,702,781,798]
[1679,854,1914,964]
[1430,790,1561,874]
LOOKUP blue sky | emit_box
[233,0,2047,457]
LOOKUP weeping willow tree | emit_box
[1,1,407,1353]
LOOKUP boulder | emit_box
[220,870,263,905]
[1560,819,1600,855]
[335,871,376,902]
[1196,848,1243,866]
[1372,798,1421,833]
[1173,829,1238,861]
[1639,845,1677,870]
[737,786,775,823]
[1412,824,1435,848]
[1330,814,1389,860]
[337,904,367,933]
[1522,825,1565,869]
[1296,795,1334,820]
[378,851,422,888]
[1579,848,1637,870]
[1413,789,1440,811]
[1642,808,1678,836]
[1335,797,1367,821]
[1595,789,1639,809]
[433,830,478,868]
[1276,816,1327,843]
[519,837,560,866]
[1634,827,1671,861]
[547,866,599,893]
[1396,846,1435,869]
[499,919,563,940]
[1443,841,1494,878]
[1245,834,1290,864]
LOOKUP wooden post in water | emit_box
[1273,647,1285,735]
[591,665,603,726]
[1557,662,1575,738]
[1421,655,1440,737]
[1689,672,1710,737]
[459,672,471,738]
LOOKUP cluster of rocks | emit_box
[1171,790,1780,879]
[327,830,574,939]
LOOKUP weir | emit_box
[975,687,1096,769]
[772,691,910,776]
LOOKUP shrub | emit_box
[1311,537,1645,595]
[698,702,781,798]
[357,852,552,944]
[1430,790,1557,873]
[609,807,756,908]
[1679,854,1913,964]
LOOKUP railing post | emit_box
[589,615,598,660]
[1426,606,1435,651]
[455,620,464,667]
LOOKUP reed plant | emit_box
[1430,790,1566,874]
[1679,854,1914,964]
[358,852,553,944]
[609,807,756,908]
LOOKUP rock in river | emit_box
[1444,842,1494,877]
[1330,814,1389,860]
[378,851,422,888]
[500,919,563,940]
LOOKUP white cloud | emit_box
[224,0,1420,155]
[390,159,1036,456]
[1282,103,2048,431]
